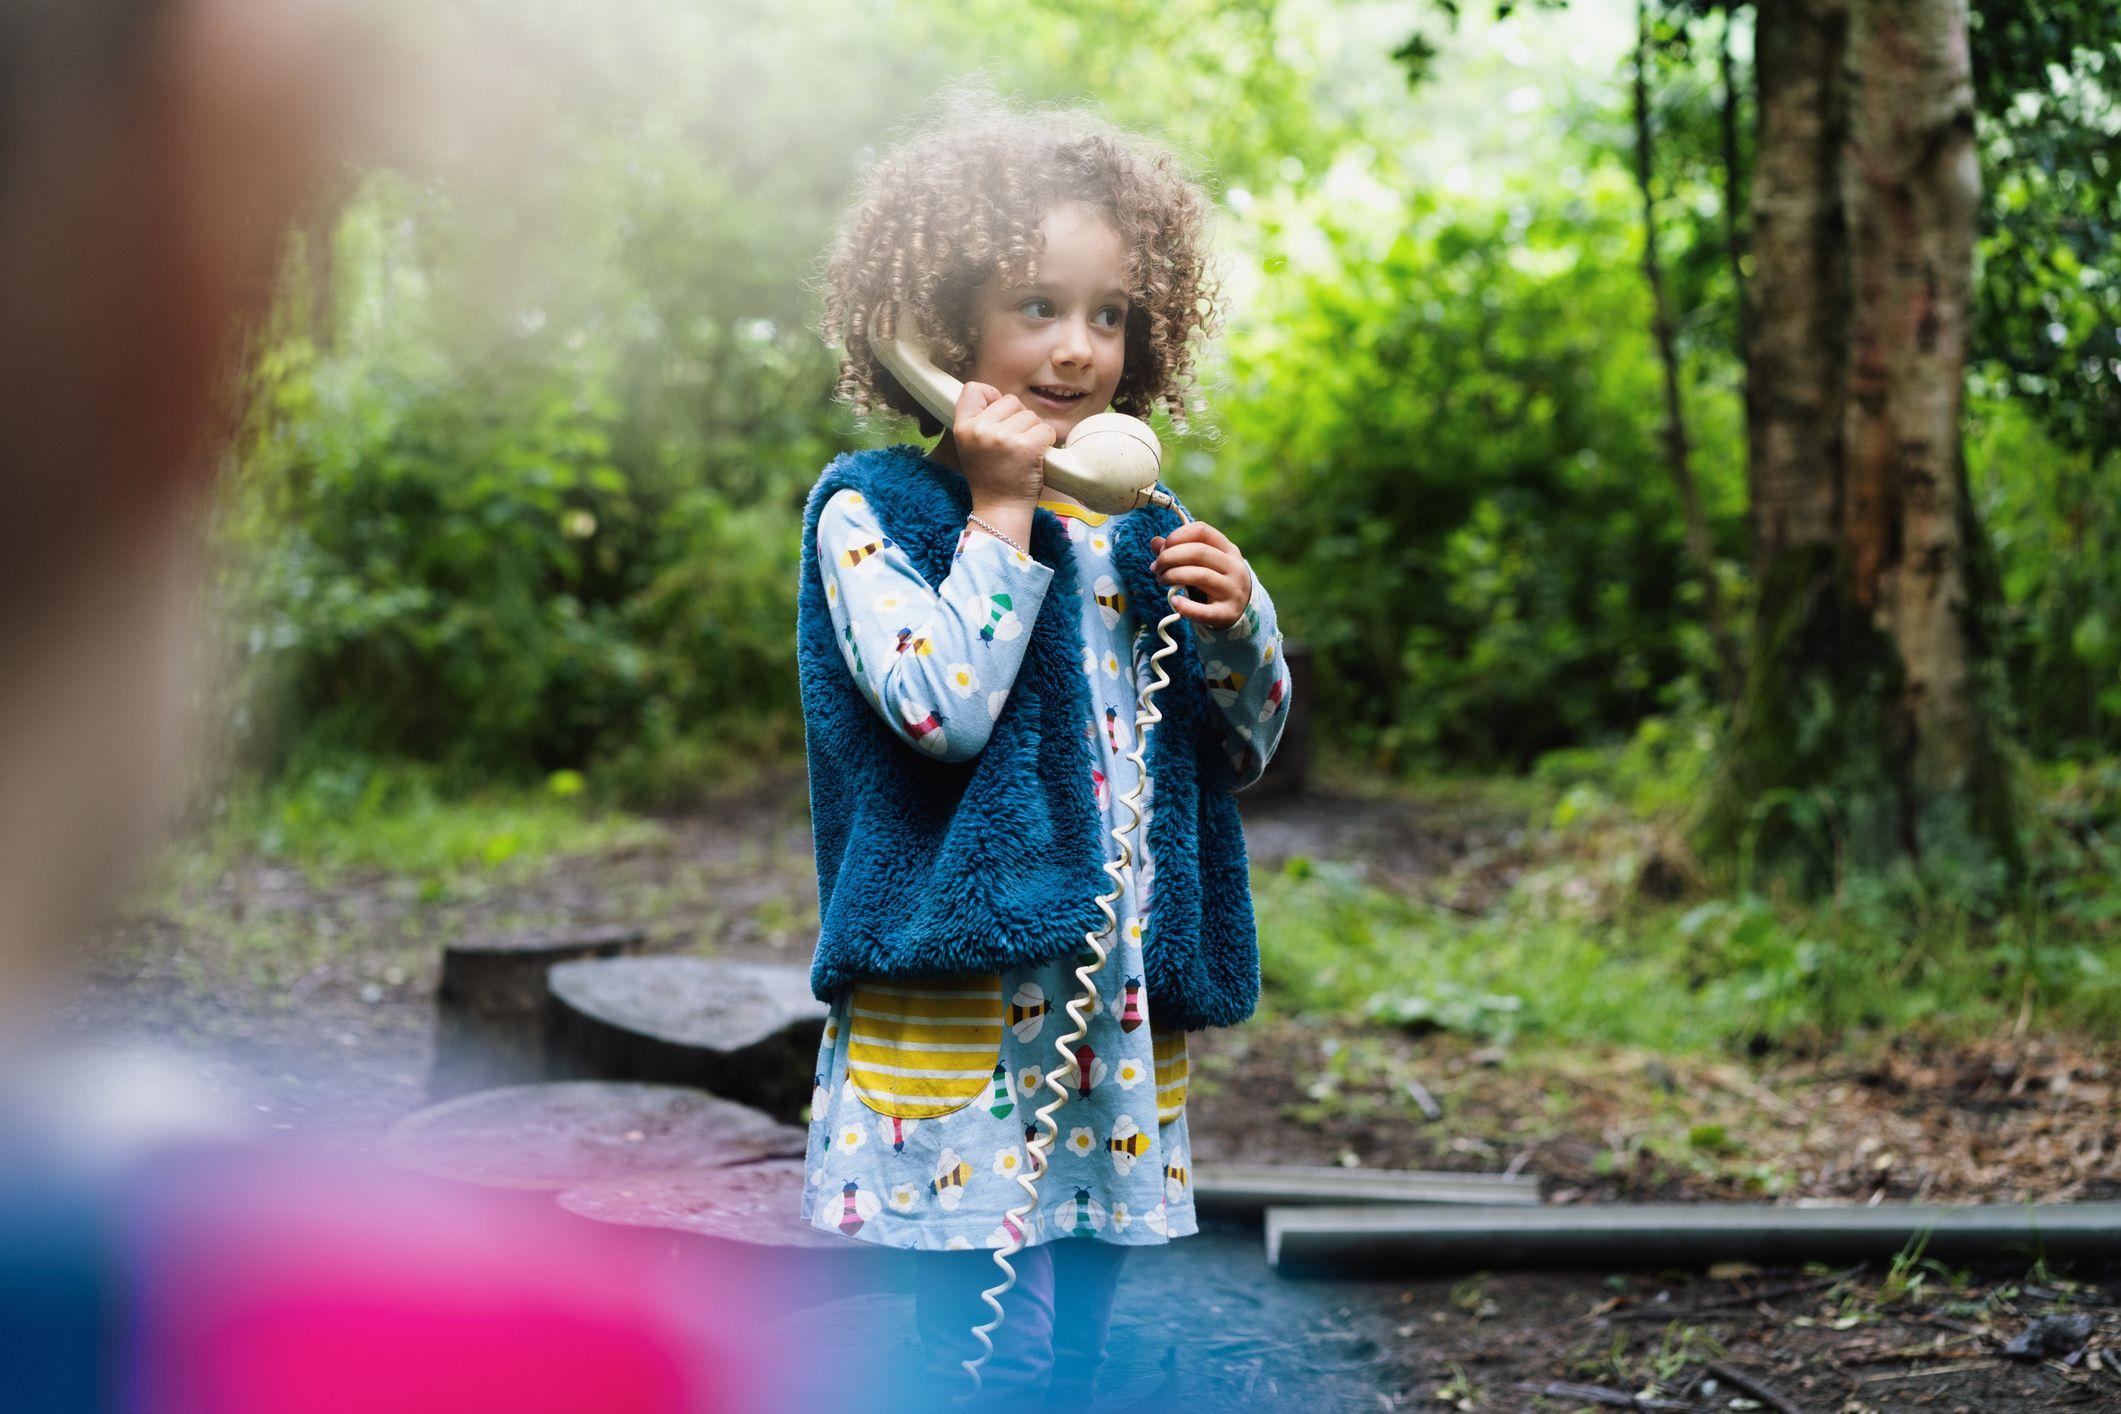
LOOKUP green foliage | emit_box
[203,0,2120,810]
[1972,399,2121,751]
[1215,161,1743,770]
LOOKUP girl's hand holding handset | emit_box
[953,380,1051,550]
[1151,522,1254,630]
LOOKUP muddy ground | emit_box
[58,771,2121,1411]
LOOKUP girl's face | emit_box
[964,201,1130,449]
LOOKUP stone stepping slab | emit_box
[544,956,826,1125]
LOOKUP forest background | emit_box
[177,0,2121,1065]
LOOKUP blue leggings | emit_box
[910,1238,1129,1411]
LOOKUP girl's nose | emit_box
[1053,317,1094,369]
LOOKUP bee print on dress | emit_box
[838,533,894,574]
[1052,1188,1106,1239]
[978,593,1022,643]
[987,1062,1015,1118]
[893,623,934,657]
[931,1148,971,1211]
[1008,983,1049,1043]
[1070,1043,1107,1100]
[1091,766,1108,809]
[1165,1150,1190,1205]
[1203,660,1247,707]
[1093,575,1126,630]
[900,707,946,754]
[1103,706,1127,753]
[1119,978,1145,1033]
[875,1114,919,1154]
[1259,673,1288,721]
[1107,1115,1150,1177]
[986,1210,1033,1250]
[837,1180,881,1236]
[843,624,865,679]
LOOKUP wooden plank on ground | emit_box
[1266,1200,2121,1276]
[1194,1162,1540,1219]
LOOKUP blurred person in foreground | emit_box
[0,2,765,1408]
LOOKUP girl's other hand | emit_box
[954,381,1053,507]
[1150,523,1252,629]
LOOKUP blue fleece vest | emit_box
[796,444,1259,1032]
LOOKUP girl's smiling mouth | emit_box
[1029,384,1089,409]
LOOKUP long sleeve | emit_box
[1185,571,1291,791]
[816,487,1056,763]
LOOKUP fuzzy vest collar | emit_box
[796,444,1259,1032]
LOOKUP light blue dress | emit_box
[800,478,1290,1251]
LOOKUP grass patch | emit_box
[162,758,668,889]
[1258,726,2121,1055]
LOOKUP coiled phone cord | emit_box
[957,497,1191,1404]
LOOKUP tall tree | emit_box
[1702,0,2018,890]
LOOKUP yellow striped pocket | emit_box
[1152,1030,1189,1125]
[846,974,1005,1120]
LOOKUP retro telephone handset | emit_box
[871,310,1191,1402]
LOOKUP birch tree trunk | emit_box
[1703,0,2019,890]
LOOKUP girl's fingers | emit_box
[1165,594,1241,627]
[1157,563,1239,594]
[1157,521,1237,553]
[1153,542,1231,568]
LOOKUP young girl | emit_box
[795,93,1291,1411]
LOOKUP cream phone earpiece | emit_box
[869,307,1172,517]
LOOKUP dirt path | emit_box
[60,773,2121,1409]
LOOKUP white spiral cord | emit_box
[956,503,1192,1404]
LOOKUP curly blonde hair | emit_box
[819,86,1223,437]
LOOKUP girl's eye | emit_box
[1094,306,1126,329]
[1020,299,1055,319]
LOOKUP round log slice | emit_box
[556,1159,842,1249]
[429,924,648,1099]
[381,1081,805,1191]
[545,957,826,1124]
